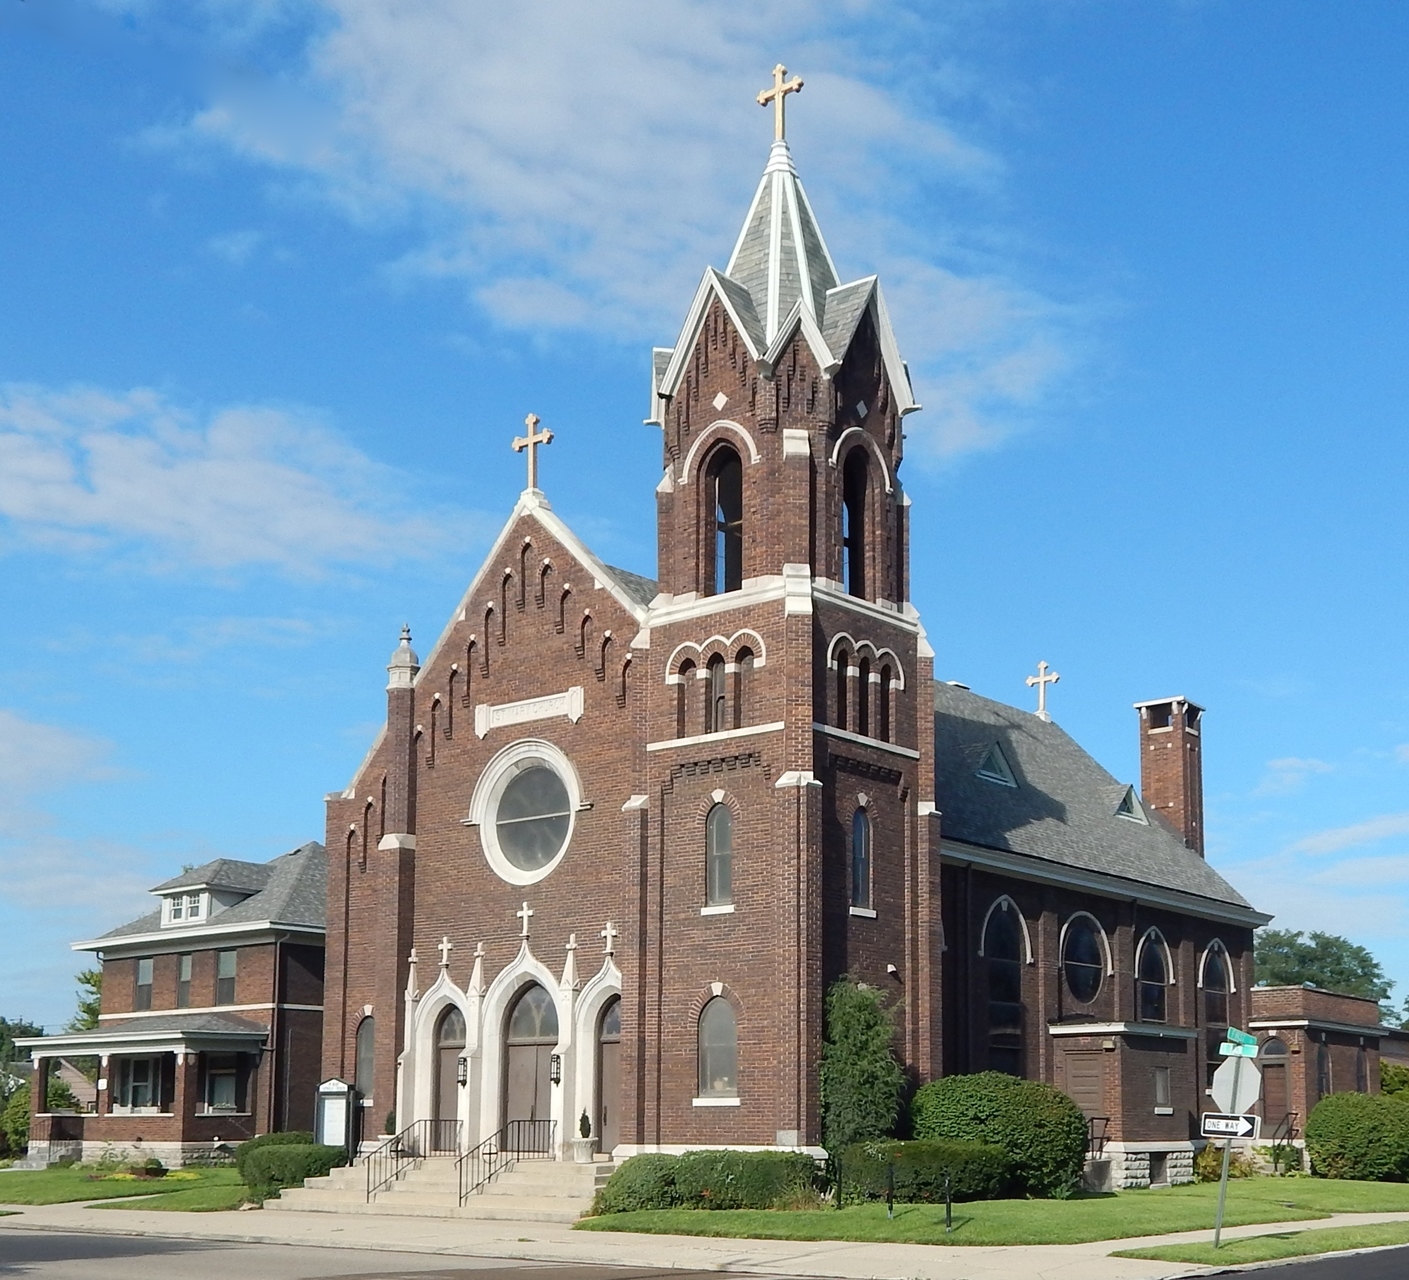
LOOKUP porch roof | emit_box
[16,1012,268,1058]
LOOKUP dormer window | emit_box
[976,743,1017,787]
[165,892,207,926]
[1115,786,1148,824]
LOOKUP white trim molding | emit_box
[646,721,784,753]
[691,1096,741,1107]
[474,687,584,739]
[1047,1022,1198,1040]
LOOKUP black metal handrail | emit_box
[1087,1116,1111,1159]
[1269,1111,1300,1174]
[457,1118,556,1203]
[364,1117,461,1201]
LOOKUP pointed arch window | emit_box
[835,648,849,731]
[850,808,872,910]
[842,448,868,598]
[706,803,732,907]
[983,902,1024,1076]
[1137,933,1170,1023]
[676,660,695,738]
[734,649,754,729]
[698,997,737,1098]
[857,656,871,737]
[707,655,728,734]
[878,664,892,742]
[1203,945,1230,1086]
[707,447,743,595]
[355,1016,375,1099]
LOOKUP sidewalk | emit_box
[4,1198,1409,1280]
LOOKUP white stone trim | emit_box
[781,428,811,458]
[645,721,784,753]
[700,905,736,916]
[96,1003,321,1021]
[1198,938,1238,992]
[828,426,895,493]
[463,738,584,887]
[474,687,584,739]
[812,723,919,759]
[1046,1022,1198,1039]
[977,894,1035,965]
[1060,910,1115,978]
[848,906,877,919]
[677,419,762,482]
[692,1096,741,1107]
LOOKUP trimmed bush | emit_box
[819,978,906,1153]
[242,1142,345,1198]
[673,1150,817,1209]
[234,1130,315,1181]
[840,1139,1010,1203]
[1193,1143,1256,1182]
[594,1153,683,1214]
[911,1072,1088,1198]
[1382,1060,1409,1100]
[1305,1092,1409,1181]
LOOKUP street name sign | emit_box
[1219,1042,1258,1057]
[1226,1027,1257,1047]
[1202,1112,1260,1140]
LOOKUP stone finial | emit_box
[386,624,421,690]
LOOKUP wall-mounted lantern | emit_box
[550,1053,562,1085]
[456,1057,468,1087]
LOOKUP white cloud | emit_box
[0,383,477,576]
[1254,755,1335,797]
[0,711,117,827]
[1285,811,1409,857]
[1395,744,1409,765]
[207,228,264,264]
[140,0,1080,460]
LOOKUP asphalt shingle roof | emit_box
[601,565,658,611]
[933,682,1251,909]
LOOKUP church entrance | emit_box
[596,996,621,1154]
[504,983,557,1153]
[433,1005,466,1148]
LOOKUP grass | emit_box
[1116,1220,1409,1266]
[576,1178,1409,1247]
[0,1166,244,1207]
[95,1173,251,1213]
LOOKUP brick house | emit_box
[17,843,325,1167]
[320,116,1270,1191]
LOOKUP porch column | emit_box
[28,1057,50,1157]
[96,1055,110,1117]
[172,1051,199,1140]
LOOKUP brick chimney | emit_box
[1134,697,1205,856]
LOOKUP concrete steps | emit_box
[269,1154,614,1222]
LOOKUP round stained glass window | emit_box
[496,765,571,871]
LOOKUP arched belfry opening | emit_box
[842,448,868,598]
[706,445,743,595]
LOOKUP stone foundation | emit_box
[23,1138,238,1169]
[1103,1141,1196,1189]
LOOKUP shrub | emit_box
[1194,1143,1257,1182]
[1305,1092,1409,1181]
[673,1150,817,1209]
[819,978,906,1153]
[242,1143,346,1199]
[911,1072,1088,1197]
[840,1139,1010,1203]
[234,1130,314,1181]
[1382,1060,1409,1100]
[594,1153,682,1214]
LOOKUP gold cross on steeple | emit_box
[757,64,803,141]
[512,413,553,491]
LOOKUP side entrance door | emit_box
[504,983,558,1152]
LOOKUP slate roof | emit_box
[94,842,326,944]
[933,683,1252,909]
[602,565,658,610]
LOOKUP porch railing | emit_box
[1087,1116,1110,1159]
[456,1119,557,1203]
[1269,1111,1301,1174]
[364,1118,461,1201]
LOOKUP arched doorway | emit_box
[1260,1037,1290,1135]
[504,983,558,1150]
[596,996,621,1154]
[433,1005,466,1140]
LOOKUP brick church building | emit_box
[322,80,1269,1190]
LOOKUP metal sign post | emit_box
[1208,1028,1263,1250]
[1212,1054,1240,1250]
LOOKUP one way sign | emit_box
[1202,1112,1260,1140]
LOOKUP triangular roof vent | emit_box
[1115,785,1148,824]
[976,743,1017,788]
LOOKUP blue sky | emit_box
[3,0,1408,1029]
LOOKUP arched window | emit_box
[698,997,737,1098]
[676,660,695,738]
[707,654,727,734]
[1137,933,1169,1023]
[983,903,1024,1076]
[706,803,732,907]
[850,808,872,910]
[354,1016,375,1099]
[733,649,753,730]
[835,648,849,730]
[878,664,892,742]
[1063,916,1105,1004]
[1203,946,1230,1087]
[706,447,743,595]
[857,656,871,737]
[842,448,868,597]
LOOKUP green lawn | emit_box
[0,1167,243,1207]
[96,1173,251,1213]
[1116,1220,1409,1267]
[577,1178,1409,1247]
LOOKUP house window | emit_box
[707,655,727,734]
[1062,916,1105,1004]
[115,1057,160,1110]
[135,957,154,1011]
[706,446,743,595]
[177,954,192,1009]
[1203,946,1230,1087]
[850,808,872,910]
[1138,934,1168,1023]
[185,892,204,920]
[216,950,237,1005]
[983,902,1024,1076]
[1153,1065,1171,1109]
[706,803,732,907]
[355,1016,375,1099]
[697,997,737,1098]
[205,1054,239,1111]
[170,895,185,922]
[841,448,867,598]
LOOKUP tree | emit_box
[1254,929,1393,1011]
[818,977,905,1154]
[66,969,102,1033]
[0,1076,78,1157]
[0,1018,42,1073]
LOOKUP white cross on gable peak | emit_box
[516,901,534,939]
[437,935,453,968]
[600,920,618,956]
[1026,660,1060,722]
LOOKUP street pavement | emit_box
[1236,1245,1409,1277]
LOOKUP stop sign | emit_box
[1211,1055,1262,1116]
